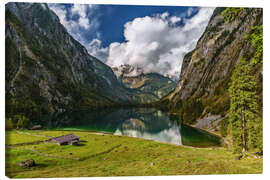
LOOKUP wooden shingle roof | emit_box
[51,134,79,144]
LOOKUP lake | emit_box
[43,108,221,147]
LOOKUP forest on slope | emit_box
[157,7,263,154]
[5,3,175,128]
[5,4,263,155]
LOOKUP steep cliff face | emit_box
[162,8,262,128]
[5,3,138,119]
[112,64,176,101]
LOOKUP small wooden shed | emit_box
[51,134,79,146]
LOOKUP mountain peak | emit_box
[112,64,144,78]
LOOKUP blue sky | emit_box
[87,5,199,47]
[49,3,214,80]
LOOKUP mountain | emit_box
[6,3,262,131]
[159,8,262,131]
[112,64,144,78]
[5,3,144,120]
[112,64,177,100]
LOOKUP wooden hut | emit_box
[51,134,79,146]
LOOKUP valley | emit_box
[5,2,263,178]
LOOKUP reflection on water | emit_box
[45,108,220,147]
[114,118,182,145]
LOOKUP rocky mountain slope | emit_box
[113,64,176,100]
[159,8,263,131]
[5,3,146,120]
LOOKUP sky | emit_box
[48,3,215,80]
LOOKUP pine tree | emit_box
[247,25,263,65]
[229,58,261,155]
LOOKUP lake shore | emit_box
[5,130,262,178]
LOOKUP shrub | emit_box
[220,117,229,137]
[5,118,14,130]
[15,115,31,129]
[221,8,244,22]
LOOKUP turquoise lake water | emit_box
[44,108,221,147]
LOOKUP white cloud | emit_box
[170,16,181,24]
[158,12,181,25]
[106,7,214,80]
[70,4,92,29]
[48,4,214,80]
[186,7,198,17]
[86,39,109,62]
[48,3,99,43]
[48,4,67,26]
[160,12,169,20]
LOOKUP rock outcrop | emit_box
[161,8,262,126]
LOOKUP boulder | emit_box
[30,125,42,130]
[19,159,35,168]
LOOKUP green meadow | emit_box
[5,130,262,178]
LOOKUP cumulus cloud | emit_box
[49,4,214,80]
[170,16,181,24]
[86,39,109,62]
[70,4,92,29]
[160,12,169,19]
[106,8,214,80]
[186,7,197,17]
[48,3,99,44]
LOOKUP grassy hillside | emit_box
[6,130,262,178]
